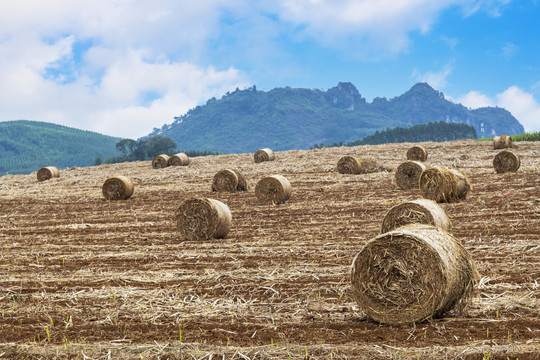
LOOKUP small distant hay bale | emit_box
[395,161,426,189]
[381,199,451,233]
[37,166,60,182]
[212,168,248,192]
[168,153,190,166]
[350,224,478,325]
[493,135,513,150]
[102,176,134,200]
[152,154,170,169]
[254,148,275,163]
[419,166,470,203]
[493,150,520,173]
[337,156,384,174]
[175,197,232,241]
[406,145,428,162]
[255,175,291,205]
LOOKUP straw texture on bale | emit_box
[395,161,426,189]
[152,154,170,169]
[493,135,513,150]
[381,199,450,233]
[254,148,275,163]
[419,166,470,203]
[255,175,292,205]
[168,153,190,166]
[102,176,134,200]
[337,156,384,174]
[175,197,232,241]
[212,168,248,192]
[351,224,478,325]
[406,145,428,162]
[37,166,60,182]
[493,150,521,173]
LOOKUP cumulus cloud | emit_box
[412,63,454,90]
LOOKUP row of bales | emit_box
[34,136,520,325]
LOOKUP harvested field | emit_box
[0,140,539,359]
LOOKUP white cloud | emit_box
[412,63,454,90]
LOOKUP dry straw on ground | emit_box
[406,145,428,162]
[168,153,190,166]
[37,166,60,182]
[255,175,291,205]
[337,156,384,174]
[493,150,521,173]
[493,135,513,149]
[395,161,426,189]
[254,148,275,163]
[102,176,134,200]
[381,199,450,233]
[152,154,170,169]
[175,197,232,241]
[351,224,478,325]
[419,166,470,203]
[212,168,248,192]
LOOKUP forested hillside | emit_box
[0,120,121,175]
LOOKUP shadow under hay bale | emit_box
[406,145,428,162]
[102,176,134,200]
[351,224,478,325]
[255,175,291,205]
[493,150,521,173]
[395,161,426,189]
[254,148,275,163]
[37,166,60,182]
[337,156,384,174]
[175,197,232,241]
[212,168,247,192]
[381,199,450,233]
[152,154,170,169]
[419,166,470,203]
[168,153,190,166]
[493,135,513,150]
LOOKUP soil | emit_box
[0,140,539,359]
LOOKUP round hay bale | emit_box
[175,197,232,241]
[351,224,478,325]
[406,145,428,162]
[493,135,513,150]
[381,199,451,233]
[168,153,190,166]
[255,175,291,205]
[395,161,426,189]
[493,150,520,173]
[37,166,60,182]
[254,148,275,163]
[212,168,247,192]
[152,154,170,169]
[337,156,384,174]
[419,166,470,203]
[102,176,134,200]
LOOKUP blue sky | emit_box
[1,0,539,138]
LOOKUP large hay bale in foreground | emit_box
[37,166,60,182]
[395,161,426,189]
[255,175,291,205]
[102,176,134,200]
[168,153,190,166]
[351,224,478,325]
[254,148,275,163]
[493,135,513,150]
[152,154,170,169]
[337,156,384,174]
[212,168,248,192]
[175,197,232,241]
[406,145,428,162]
[493,150,521,173]
[419,166,470,203]
[381,199,450,233]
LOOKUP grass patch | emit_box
[476,131,540,142]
